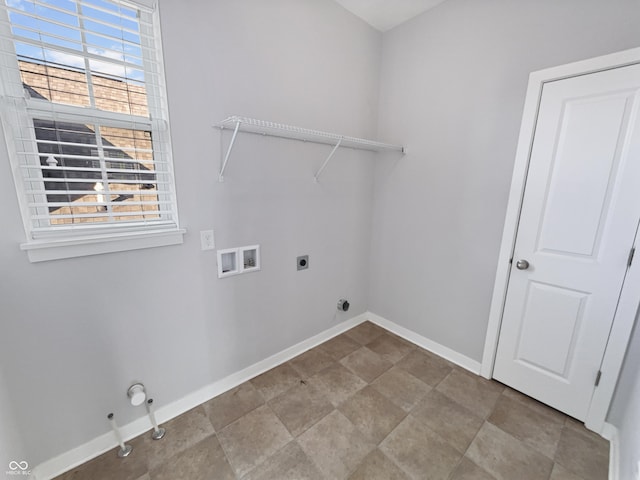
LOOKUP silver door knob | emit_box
[516,259,530,270]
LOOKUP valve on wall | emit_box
[337,299,350,312]
[127,383,166,440]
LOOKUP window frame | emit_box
[0,0,184,262]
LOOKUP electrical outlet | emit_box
[200,230,215,250]
[297,255,309,270]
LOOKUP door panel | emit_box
[494,64,640,420]
[537,94,630,256]
[515,282,588,378]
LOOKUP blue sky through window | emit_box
[6,0,144,83]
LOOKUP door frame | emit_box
[481,47,640,434]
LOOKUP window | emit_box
[0,0,183,261]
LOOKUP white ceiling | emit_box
[334,0,447,32]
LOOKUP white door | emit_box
[493,63,640,421]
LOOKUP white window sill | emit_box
[20,228,186,263]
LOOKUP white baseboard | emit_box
[601,423,619,480]
[32,313,368,480]
[366,312,482,374]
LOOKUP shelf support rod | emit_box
[219,120,242,182]
[314,137,343,183]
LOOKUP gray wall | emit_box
[0,0,380,465]
[608,315,640,480]
[0,367,25,475]
[0,119,27,473]
[370,0,640,362]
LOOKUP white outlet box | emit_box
[200,230,215,250]
[217,245,260,278]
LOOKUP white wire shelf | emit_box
[216,116,405,182]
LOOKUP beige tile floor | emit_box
[56,321,609,480]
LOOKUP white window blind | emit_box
[0,0,180,245]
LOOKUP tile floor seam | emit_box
[471,420,557,480]
[433,368,455,387]
[406,409,472,456]
[236,438,299,480]
[437,377,503,419]
[553,424,571,466]
[457,455,498,480]
[212,430,240,479]
[456,421,495,478]
[552,422,606,480]
[344,403,410,449]
[210,400,264,432]
[379,415,463,480]
[487,394,564,461]
[434,385,486,418]
[266,397,333,440]
[212,429,240,476]
[397,357,455,390]
[377,448,414,480]
[445,455,469,480]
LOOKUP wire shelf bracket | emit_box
[216,116,405,182]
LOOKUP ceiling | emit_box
[333,0,447,32]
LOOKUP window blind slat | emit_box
[9,34,147,71]
[32,210,171,220]
[21,141,153,154]
[1,30,151,69]
[29,200,171,208]
[9,3,145,42]
[22,165,159,175]
[23,176,169,185]
[17,154,169,166]
[19,157,171,169]
[23,102,154,128]
[31,220,177,237]
[4,5,155,43]
[27,189,173,196]
[25,138,153,153]
[0,48,167,93]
